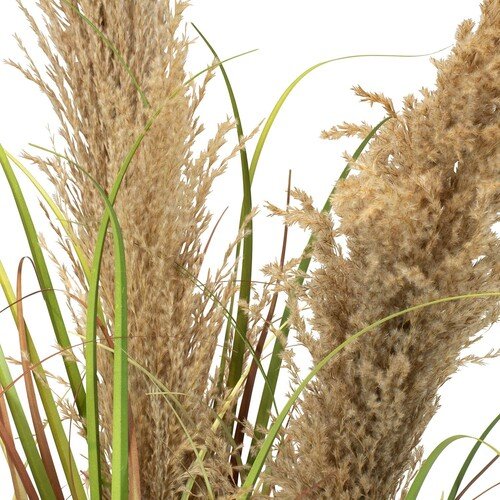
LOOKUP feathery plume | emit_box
[14,0,238,496]
[269,1,499,497]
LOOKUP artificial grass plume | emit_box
[267,1,500,497]
[14,0,240,497]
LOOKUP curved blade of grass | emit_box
[0,261,86,500]
[6,152,91,281]
[192,24,253,390]
[31,99,176,497]
[240,291,500,496]
[67,163,128,500]
[0,146,85,413]
[248,47,448,183]
[448,411,500,499]
[16,258,63,499]
[406,435,500,500]
[249,117,390,461]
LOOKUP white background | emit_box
[1,1,499,498]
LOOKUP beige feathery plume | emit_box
[268,1,499,497]
[14,0,239,496]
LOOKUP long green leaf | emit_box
[0,261,86,500]
[406,435,500,500]
[447,412,500,499]
[76,166,128,500]
[0,353,54,499]
[248,47,448,183]
[0,145,86,417]
[193,24,254,390]
[240,292,500,496]
[250,117,390,461]
[32,103,162,496]
[6,152,91,281]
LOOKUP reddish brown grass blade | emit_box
[231,171,292,483]
[456,455,499,500]
[16,258,64,500]
[204,206,229,255]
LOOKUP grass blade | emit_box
[0,145,86,417]
[0,336,53,497]
[249,117,390,460]
[192,24,254,390]
[6,151,91,281]
[232,170,291,483]
[76,167,128,500]
[448,411,500,499]
[248,48,448,182]
[240,291,500,497]
[16,258,63,499]
[31,107,161,497]
[406,435,500,500]
[92,342,215,500]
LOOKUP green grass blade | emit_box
[0,261,86,500]
[0,414,36,500]
[406,435,500,500]
[73,166,128,500]
[93,342,215,500]
[240,292,500,496]
[31,106,160,498]
[0,145,86,417]
[6,151,91,281]
[249,117,390,461]
[192,24,254,391]
[248,48,448,183]
[447,412,500,499]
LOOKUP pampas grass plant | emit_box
[0,0,498,498]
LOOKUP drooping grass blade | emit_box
[240,292,500,497]
[192,24,254,391]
